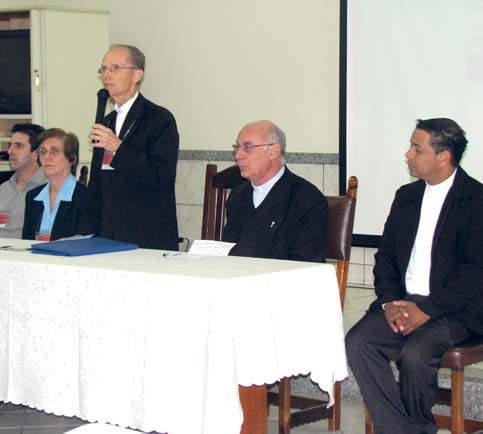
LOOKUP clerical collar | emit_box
[252,165,285,208]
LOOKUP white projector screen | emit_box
[345,0,483,244]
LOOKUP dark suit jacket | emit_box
[371,167,483,334]
[222,167,328,262]
[22,181,86,241]
[78,94,179,250]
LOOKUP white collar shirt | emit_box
[252,165,285,208]
[113,91,139,137]
[405,169,457,296]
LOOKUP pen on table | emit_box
[162,252,182,257]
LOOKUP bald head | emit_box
[234,120,286,186]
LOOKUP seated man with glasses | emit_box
[222,120,328,262]
[78,44,179,250]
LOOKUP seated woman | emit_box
[22,128,86,241]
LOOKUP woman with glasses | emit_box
[22,128,86,241]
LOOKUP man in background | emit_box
[222,120,328,262]
[79,44,179,250]
[346,118,483,434]
[0,123,46,238]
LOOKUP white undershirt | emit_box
[114,91,139,136]
[252,166,285,208]
[405,169,457,295]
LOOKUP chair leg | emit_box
[328,382,341,431]
[364,405,376,434]
[450,369,464,434]
[278,378,291,434]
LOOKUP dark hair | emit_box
[10,123,45,151]
[415,118,468,166]
[37,128,79,175]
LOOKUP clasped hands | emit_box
[384,300,430,336]
[89,124,121,153]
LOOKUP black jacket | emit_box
[22,181,86,241]
[78,94,179,250]
[222,167,328,262]
[371,167,483,334]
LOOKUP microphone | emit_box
[92,88,109,144]
[95,88,109,124]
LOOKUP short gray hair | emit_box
[266,123,286,159]
[110,44,145,70]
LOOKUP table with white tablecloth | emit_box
[0,238,347,434]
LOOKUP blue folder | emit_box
[31,237,139,256]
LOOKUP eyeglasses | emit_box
[232,143,275,154]
[97,64,139,74]
[39,147,64,157]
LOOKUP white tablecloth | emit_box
[0,238,347,434]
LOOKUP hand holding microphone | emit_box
[89,88,121,153]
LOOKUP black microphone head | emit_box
[97,88,109,101]
[94,88,110,124]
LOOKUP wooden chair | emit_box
[201,163,245,240]
[365,336,483,434]
[267,176,358,434]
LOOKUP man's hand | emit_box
[392,300,430,335]
[90,123,122,153]
[384,302,407,333]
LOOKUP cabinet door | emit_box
[31,9,109,164]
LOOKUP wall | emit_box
[108,0,339,153]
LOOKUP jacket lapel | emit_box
[431,168,468,257]
[51,201,71,239]
[30,201,45,235]
[399,180,426,272]
[118,93,145,140]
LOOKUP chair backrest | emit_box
[201,164,245,240]
[326,176,358,308]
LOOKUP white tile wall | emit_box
[323,164,339,195]
[175,160,206,205]
[289,163,324,193]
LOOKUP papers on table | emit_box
[188,240,235,256]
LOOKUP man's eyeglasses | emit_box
[39,147,64,157]
[232,143,275,154]
[97,64,139,74]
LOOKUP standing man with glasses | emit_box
[222,120,328,261]
[78,44,179,250]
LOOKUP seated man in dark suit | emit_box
[346,118,483,434]
[222,120,328,262]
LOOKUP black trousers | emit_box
[345,308,471,434]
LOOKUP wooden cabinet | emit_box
[0,2,109,166]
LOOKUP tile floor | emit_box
[0,286,480,434]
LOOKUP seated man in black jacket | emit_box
[222,120,328,262]
[346,118,483,434]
